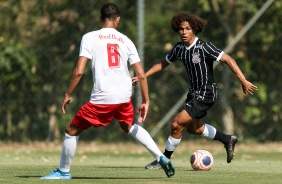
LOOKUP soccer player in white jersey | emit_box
[40,3,174,179]
[133,11,258,169]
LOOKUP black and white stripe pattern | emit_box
[166,37,223,102]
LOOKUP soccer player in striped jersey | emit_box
[133,11,258,169]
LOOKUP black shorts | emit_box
[183,93,214,119]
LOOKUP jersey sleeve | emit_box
[127,39,141,65]
[79,34,92,59]
[203,42,224,61]
[165,42,182,64]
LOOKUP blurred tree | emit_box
[0,0,281,142]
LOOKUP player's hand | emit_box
[242,80,258,95]
[132,76,139,86]
[62,94,72,114]
[137,102,149,123]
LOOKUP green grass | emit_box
[1,141,282,184]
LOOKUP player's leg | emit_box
[187,120,229,142]
[125,123,175,177]
[160,96,213,159]
[120,123,163,160]
[117,101,165,163]
[41,102,94,179]
[163,109,193,158]
[145,109,193,169]
[59,123,83,172]
[187,121,238,163]
[40,122,83,180]
[117,101,175,178]
[185,97,239,163]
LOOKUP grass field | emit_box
[1,141,282,184]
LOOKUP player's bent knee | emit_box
[119,122,131,133]
[171,120,185,135]
[65,123,82,136]
[187,122,204,135]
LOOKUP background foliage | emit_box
[0,0,281,142]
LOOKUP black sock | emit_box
[213,131,231,144]
[164,149,174,159]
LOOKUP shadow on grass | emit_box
[17,176,163,179]
[16,166,172,179]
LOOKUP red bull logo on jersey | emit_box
[192,53,201,64]
[99,34,124,44]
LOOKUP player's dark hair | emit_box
[100,3,120,21]
[170,12,207,35]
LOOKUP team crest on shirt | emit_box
[192,53,201,64]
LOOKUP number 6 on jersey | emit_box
[107,43,120,68]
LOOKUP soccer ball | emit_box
[190,150,213,171]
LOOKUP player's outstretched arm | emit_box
[132,61,149,122]
[62,56,88,113]
[132,59,169,85]
[220,53,258,95]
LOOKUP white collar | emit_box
[185,37,198,50]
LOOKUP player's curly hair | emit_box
[100,3,120,21]
[170,12,207,35]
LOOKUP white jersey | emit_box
[79,28,140,104]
